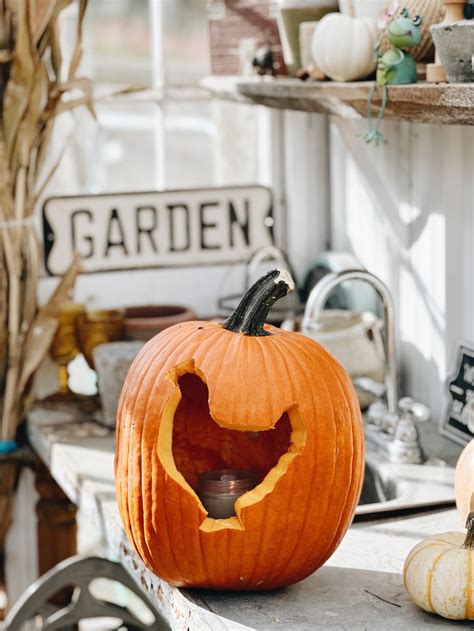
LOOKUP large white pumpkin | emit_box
[311,13,379,82]
[455,439,474,523]
[403,513,474,621]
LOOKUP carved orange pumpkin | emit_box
[115,270,364,589]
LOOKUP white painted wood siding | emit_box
[329,118,474,427]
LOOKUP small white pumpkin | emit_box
[403,512,474,621]
[311,13,379,82]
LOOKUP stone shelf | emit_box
[202,76,474,126]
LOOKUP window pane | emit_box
[163,0,211,86]
[83,0,153,86]
[164,99,215,188]
[87,101,161,192]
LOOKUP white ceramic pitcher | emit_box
[283,309,386,407]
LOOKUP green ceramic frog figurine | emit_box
[364,9,422,145]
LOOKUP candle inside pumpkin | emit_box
[198,469,258,519]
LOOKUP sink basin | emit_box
[358,462,395,506]
[355,445,456,519]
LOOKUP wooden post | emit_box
[35,462,77,606]
[0,463,18,554]
[426,0,466,82]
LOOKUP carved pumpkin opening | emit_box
[157,360,307,531]
[172,372,292,490]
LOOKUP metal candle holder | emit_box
[198,469,258,519]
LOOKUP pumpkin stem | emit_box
[463,511,474,550]
[223,269,295,336]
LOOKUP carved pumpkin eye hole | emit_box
[171,373,292,496]
[412,15,422,26]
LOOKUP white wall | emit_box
[329,117,474,429]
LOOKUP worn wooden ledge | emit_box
[202,76,474,126]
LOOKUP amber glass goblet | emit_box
[49,303,86,397]
[75,309,125,369]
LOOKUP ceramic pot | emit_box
[431,21,474,83]
[93,341,144,428]
[305,310,385,380]
[124,305,196,342]
[277,0,339,74]
[282,309,385,408]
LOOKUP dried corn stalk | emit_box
[0,0,91,545]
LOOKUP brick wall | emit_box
[208,0,286,75]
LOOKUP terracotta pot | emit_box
[124,305,196,341]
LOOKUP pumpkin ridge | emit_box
[288,333,361,575]
[136,326,203,573]
[321,332,364,545]
[427,549,448,613]
[280,340,336,580]
[171,382,210,585]
[140,324,203,563]
[118,334,168,564]
[226,331,246,437]
[321,357,363,560]
[205,329,242,427]
[243,338,290,584]
[267,335,331,581]
[402,540,454,592]
[288,338,354,545]
[252,336,314,582]
[156,362,206,582]
[220,336,249,586]
[152,354,216,580]
[250,334,301,584]
[466,547,473,619]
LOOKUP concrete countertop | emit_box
[27,401,470,630]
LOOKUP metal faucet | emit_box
[303,269,398,413]
[303,269,429,464]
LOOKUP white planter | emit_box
[431,21,474,83]
[93,341,144,428]
[339,0,389,19]
[277,0,339,73]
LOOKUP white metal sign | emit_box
[42,186,274,276]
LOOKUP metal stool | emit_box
[3,555,170,630]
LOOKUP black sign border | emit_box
[42,185,275,277]
[440,342,474,446]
